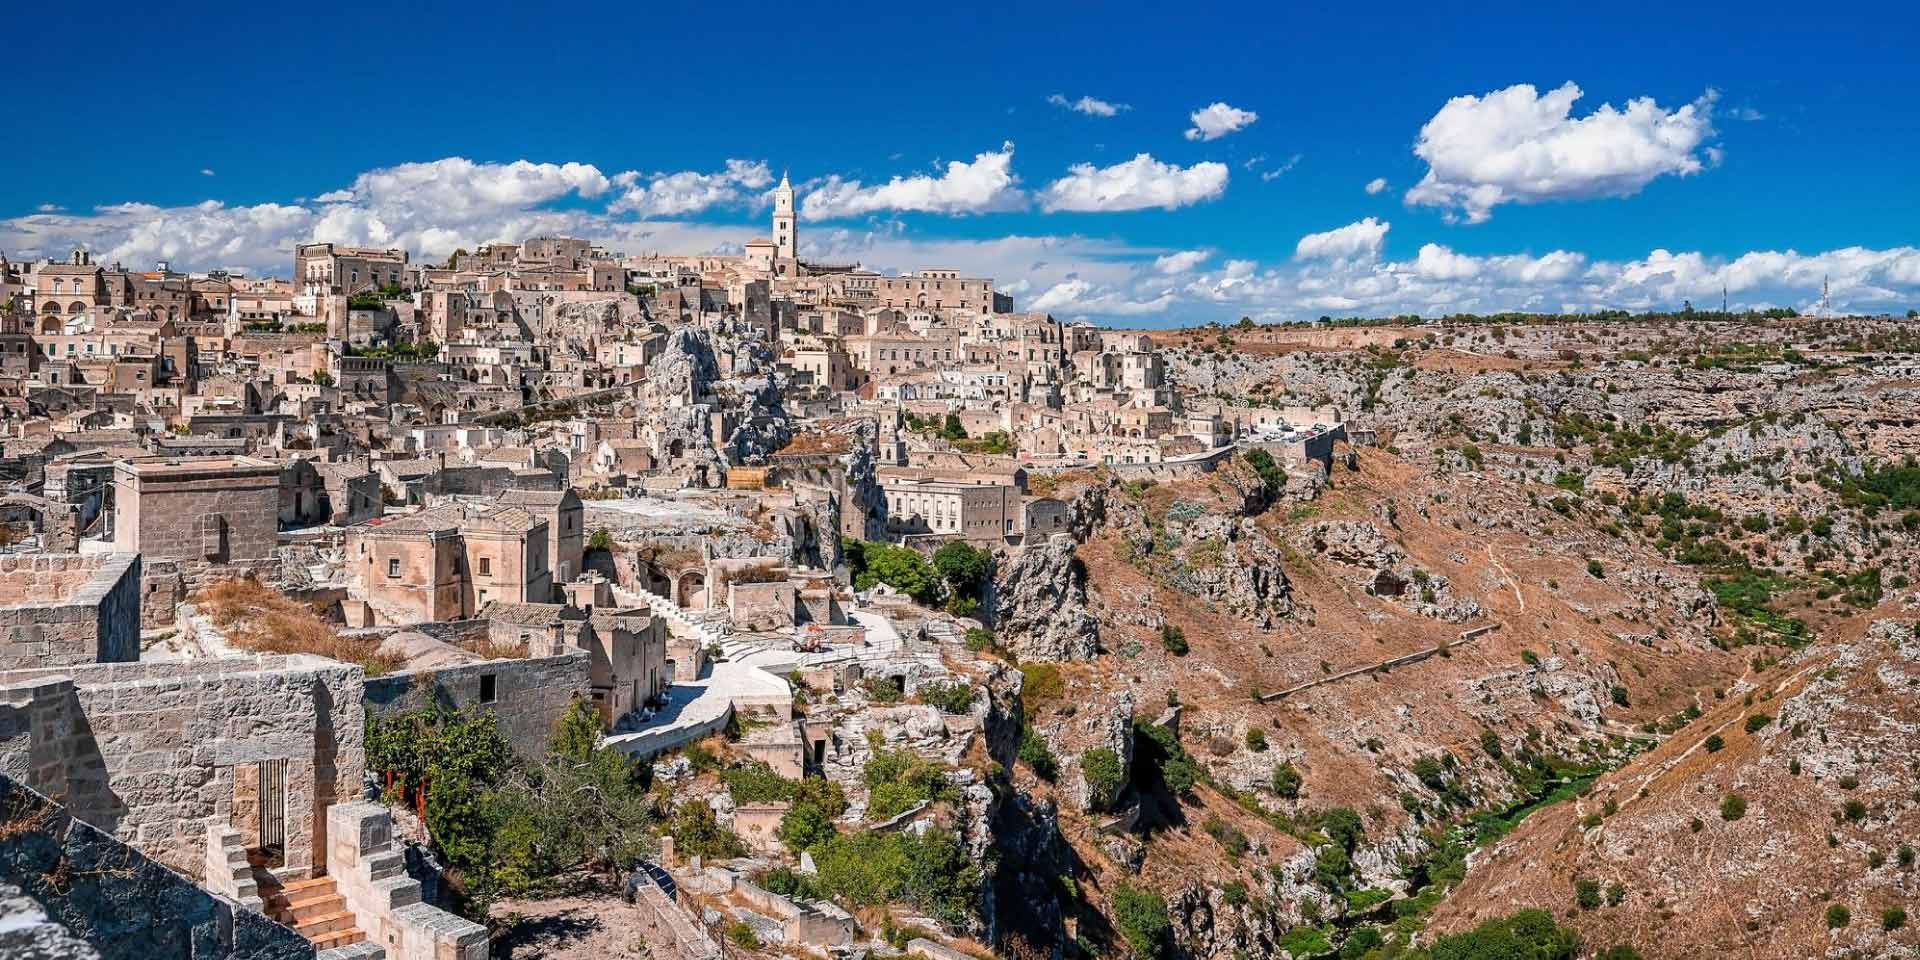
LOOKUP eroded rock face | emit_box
[1160,511,1296,627]
[995,533,1100,661]
[1300,520,1479,621]
[1063,688,1135,814]
[649,327,721,404]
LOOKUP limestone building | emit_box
[112,456,281,564]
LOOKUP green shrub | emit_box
[1423,909,1582,959]
[1018,725,1058,780]
[1020,662,1064,705]
[1271,761,1303,799]
[668,801,744,860]
[1720,794,1747,821]
[1844,799,1868,822]
[1160,623,1189,656]
[1704,734,1724,753]
[1110,883,1171,960]
[1321,807,1365,853]
[1575,878,1602,910]
[1826,904,1851,929]
[722,763,797,804]
[852,542,942,605]
[725,922,761,949]
[1244,726,1268,752]
[1588,559,1605,579]
[1743,713,1772,733]
[1610,685,1630,707]
[1082,747,1125,809]
[863,747,951,821]
[778,801,837,853]
[810,829,978,926]
[1885,906,1908,931]
[915,679,975,715]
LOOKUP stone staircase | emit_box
[610,582,731,648]
[260,874,366,951]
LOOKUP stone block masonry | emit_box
[0,653,365,882]
[0,553,140,672]
[114,457,282,564]
[0,773,313,960]
[364,649,590,760]
[327,802,486,960]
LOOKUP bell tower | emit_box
[772,171,796,264]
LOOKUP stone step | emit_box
[310,927,366,950]
[288,893,347,922]
[296,910,357,938]
[278,877,337,899]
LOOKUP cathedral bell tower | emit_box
[772,171,797,266]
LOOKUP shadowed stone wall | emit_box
[0,774,312,960]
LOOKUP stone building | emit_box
[0,553,141,672]
[113,456,281,564]
[344,499,550,625]
[294,243,408,296]
[879,471,1018,544]
[0,654,363,882]
[496,487,584,592]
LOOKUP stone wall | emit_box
[114,457,281,564]
[0,774,313,960]
[326,802,486,960]
[363,650,590,760]
[0,553,140,672]
[0,654,365,881]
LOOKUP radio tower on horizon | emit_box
[1821,275,1832,317]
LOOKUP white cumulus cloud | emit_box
[1365,177,1388,195]
[1295,217,1390,261]
[801,144,1024,220]
[1154,250,1210,275]
[1406,81,1717,223]
[1038,154,1229,213]
[610,159,773,217]
[1185,102,1258,141]
[1047,93,1129,117]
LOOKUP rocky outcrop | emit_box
[995,533,1099,660]
[1160,510,1295,627]
[1299,520,1480,622]
[649,327,721,405]
[1062,688,1135,814]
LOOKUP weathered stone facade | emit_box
[362,649,590,759]
[0,654,364,881]
[0,553,140,672]
[114,457,281,564]
[0,774,313,960]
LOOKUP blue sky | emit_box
[6,0,1918,324]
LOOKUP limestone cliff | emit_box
[994,533,1100,660]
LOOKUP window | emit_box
[387,558,400,578]
[479,673,497,704]
[478,557,491,576]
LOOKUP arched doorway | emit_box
[676,569,706,609]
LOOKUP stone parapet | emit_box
[326,801,486,960]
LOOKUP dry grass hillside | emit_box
[1428,613,1920,956]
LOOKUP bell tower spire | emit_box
[772,170,796,266]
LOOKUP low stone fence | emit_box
[0,552,140,670]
